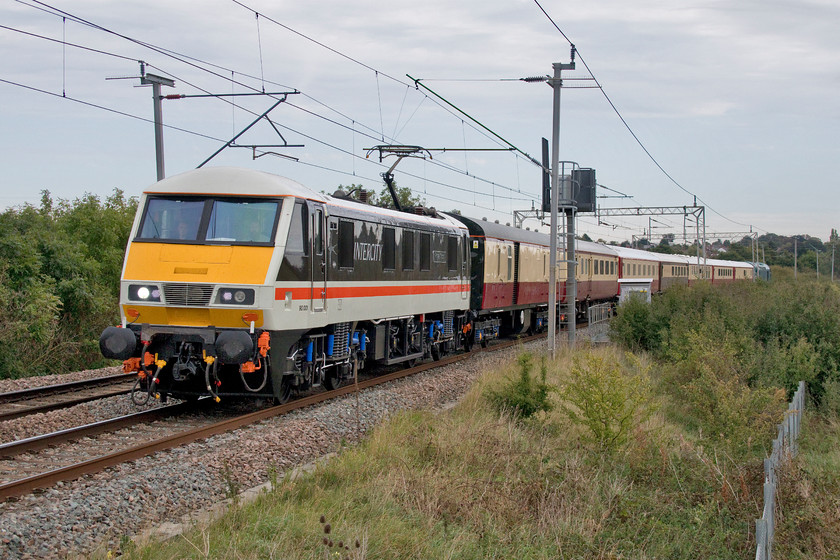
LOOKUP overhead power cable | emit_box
[228,0,539,162]
[12,0,544,210]
[0,23,137,62]
[16,0,533,198]
[407,74,543,170]
[531,0,757,232]
[0,77,224,142]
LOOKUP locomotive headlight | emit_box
[216,288,255,306]
[128,284,162,302]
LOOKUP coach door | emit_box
[310,204,327,312]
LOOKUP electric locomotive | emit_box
[100,167,472,403]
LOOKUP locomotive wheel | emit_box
[323,371,343,391]
[276,376,293,404]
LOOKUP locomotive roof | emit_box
[144,167,324,200]
[144,167,466,233]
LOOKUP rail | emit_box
[0,334,543,501]
[755,380,806,560]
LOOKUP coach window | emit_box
[420,232,431,271]
[507,246,513,279]
[383,227,396,271]
[338,220,354,269]
[402,230,415,270]
[447,236,458,271]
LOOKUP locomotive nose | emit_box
[99,326,138,360]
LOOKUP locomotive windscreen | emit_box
[137,196,281,245]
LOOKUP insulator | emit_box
[521,76,547,83]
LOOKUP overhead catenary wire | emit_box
[227,0,540,162]
[5,8,537,203]
[531,0,759,233]
[9,0,667,234]
[1,23,540,207]
[65,0,532,192]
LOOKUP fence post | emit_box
[756,518,767,560]
[764,481,775,560]
[755,381,806,560]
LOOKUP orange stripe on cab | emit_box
[275,283,468,301]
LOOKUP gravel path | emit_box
[0,325,609,559]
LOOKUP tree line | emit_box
[0,191,136,378]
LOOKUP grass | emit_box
[108,343,811,560]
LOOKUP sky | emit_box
[1,0,838,245]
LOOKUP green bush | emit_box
[609,293,662,353]
[0,190,136,379]
[610,273,840,414]
[673,334,785,455]
[557,351,657,452]
[484,352,553,420]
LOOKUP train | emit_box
[99,167,759,403]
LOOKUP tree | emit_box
[376,183,425,210]
[335,181,425,210]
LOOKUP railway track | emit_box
[0,335,539,501]
[0,373,137,422]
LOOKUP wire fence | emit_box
[587,302,613,326]
[755,380,806,560]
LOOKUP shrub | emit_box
[484,352,553,420]
[557,351,657,452]
[671,332,785,455]
[609,293,662,353]
[0,190,136,379]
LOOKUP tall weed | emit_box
[557,350,658,452]
[484,352,553,420]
